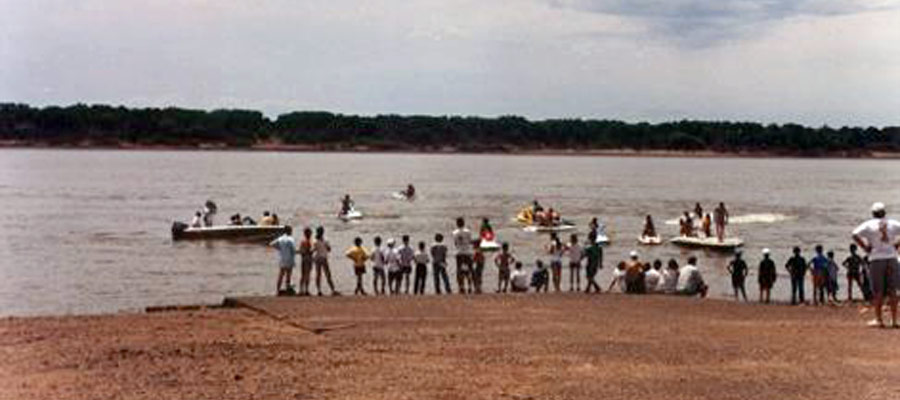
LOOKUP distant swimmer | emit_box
[713,202,729,242]
[642,215,656,238]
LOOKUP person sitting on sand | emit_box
[494,242,515,293]
[260,211,275,226]
[642,215,656,238]
[190,211,202,228]
[842,244,864,302]
[624,251,645,294]
[758,248,776,304]
[727,250,749,302]
[269,226,296,296]
[510,262,529,293]
[345,237,369,296]
[531,260,550,292]
[584,232,603,294]
[660,259,679,294]
[676,256,708,297]
[644,260,663,293]
[607,261,627,293]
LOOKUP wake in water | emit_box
[664,213,795,225]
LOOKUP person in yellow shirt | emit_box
[346,237,369,296]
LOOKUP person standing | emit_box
[494,242,515,293]
[370,236,386,295]
[452,218,474,294]
[566,234,584,292]
[583,232,603,294]
[852,202,900,328]
[313,226,339,296]
[413,241,430,295]
[842,244,864,302]
[713,202,729,242]
[269,226,296,295]
[547,233,564,292]
[785,247,807,305]
[345,237,369,296]
[826,251,840,303]
[431,233,452,294]
[298,227,314,296]
[472,241,486,294]
[398,235,415,294]
[727,250,749,301]
[757,248,776,304]
[385,238,401,294]
[808,245,829,306]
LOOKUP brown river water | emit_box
[2,149,899,316]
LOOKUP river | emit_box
[2,149,898,316]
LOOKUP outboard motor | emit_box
[171,221,189,240]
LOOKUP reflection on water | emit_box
[2,149,900,316]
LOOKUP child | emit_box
[842,244,864,302]
[726,250,748,301]
[370,236,386,295]
[414,241,430,295]
[431,234,452,294]
[269,226,296,295]
[313,226,339,296]
[472,241,485,294]
[345,237,369,296]
[826,251,839,303]
[808,245,828,306]
[608,261,627,293]
[494,242,515,293]
[566,234,584,292]
[398,235,415,294]
[298,227,314,296]
[531,260,550,293]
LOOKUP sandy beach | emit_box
[2,294,900,400]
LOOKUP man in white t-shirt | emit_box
[852,202,900,328]
[452,217,474,294]
[269,226,296,295]
[676,256,708,297]
[644,260,663,293]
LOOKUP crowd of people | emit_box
[676,202,730,241]
[266,201,900,328]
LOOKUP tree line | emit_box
[2,103,899,155]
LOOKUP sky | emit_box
[1,0,899,127]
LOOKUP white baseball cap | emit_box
[387,238,396,245]
[872,202,886,212]
[762,248,770,255]
[629,250,638,258]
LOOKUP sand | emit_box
[2,293,900,400]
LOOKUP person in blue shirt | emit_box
[808,245,829,306]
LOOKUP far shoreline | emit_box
[2,141,898,160]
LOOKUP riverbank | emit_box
[2,294,899,399]
[2,141,896,158]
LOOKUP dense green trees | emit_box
[1,103,898,155]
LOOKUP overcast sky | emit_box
[1,0,898,126]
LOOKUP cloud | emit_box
[548,0,900,46]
